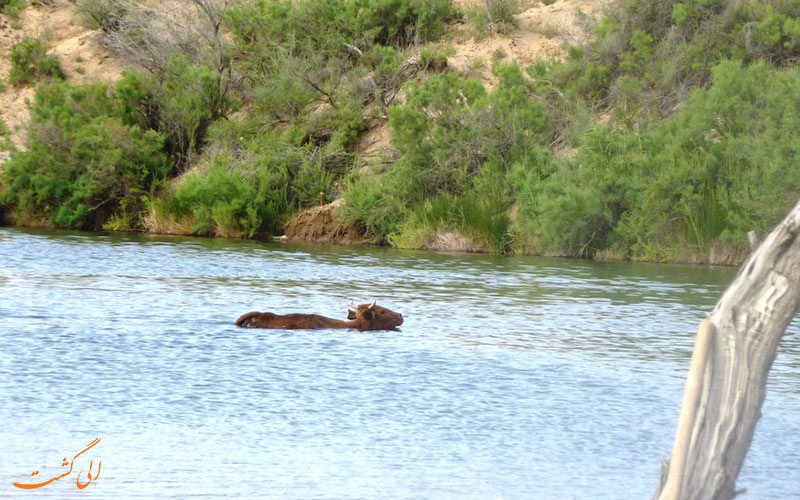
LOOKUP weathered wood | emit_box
[654,199,800,500]
[659,321,715,500]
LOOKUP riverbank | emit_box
[1,0,797,266]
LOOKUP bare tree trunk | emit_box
[654,199,800,500]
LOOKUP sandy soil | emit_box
[446,0,601,87]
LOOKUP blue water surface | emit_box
[0,228,797,499]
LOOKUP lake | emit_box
[1,227,798,499]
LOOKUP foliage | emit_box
[344,63,555,245]
[538,0,800,130]
[391,193,512,252]
[0,117,13,153]
[114,56,233,164]
[464,0,524,35]
[225,0,454,146]
[530,60,800,259]
[353,0,453,46]
[1,81,170,229]
[7,0,800,266]
[158,126,356,237]
[86,0,237,164]
[418,45,451,71]
[388,63,550,201]
[226,0,453,53]
[8,36,65,86]
[0,0,26,17]
[338,174,406,243]
[167,157,289,237]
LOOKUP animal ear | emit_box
[362,309,374,321]
[347,310,357,320]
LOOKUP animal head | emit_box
[347,300,403,331]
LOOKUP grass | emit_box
[529,21,560,39]
[464,0,526,37]
[392,194,511,253]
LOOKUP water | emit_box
[0,227,798,499]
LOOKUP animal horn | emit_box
[349,299,357,311]
[368,299,376,309]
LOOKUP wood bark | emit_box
[654,199,800,500]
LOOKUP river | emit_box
[1,227,798,499]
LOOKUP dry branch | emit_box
[654,198,800,499]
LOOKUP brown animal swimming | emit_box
[235,300,403,331]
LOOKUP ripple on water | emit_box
[0,227,797,499]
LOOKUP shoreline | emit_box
[0,220,748,267]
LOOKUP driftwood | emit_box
[654,199,800,499]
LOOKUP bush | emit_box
[342,63,554,243]
[388,63,550,201]
[8,36,65,86]
[1,0,26,16]
[352,0,453,46]
[392,193,512,252]
[539,0,800,130]
[1,81,170,229]
[226,0,453,53]
[167,156,290,237]
[464,0,523,35]
[87,0,237,164]
[156,125,357,238]
[531,60,800,260]
[114,56,233,164]
[418,46,451,71]
[339,174,406,243]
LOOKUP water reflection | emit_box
[0,227,797,499]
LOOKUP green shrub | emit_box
[418,45,451,70]
[1,81,170,229]
[464,0,522,35]
[114,56,233,163]
[363,45,405,82]
[159,125,357,237]
[1,0,26,17]
[0,117,13,153]
[168,156,290,237]
[248,54,317,122]
[306,101,366,150]
[226,0,452,54]
[392,193,511,252]
[531,60,800,260]
[388,63,550,201]
[339,174,406,243]
[542,46,611,104]
[538,0,800,128]
[8,37,65,86]
[343,62,554,244]
[352,0,453,46]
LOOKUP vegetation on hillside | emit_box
[2,0,800,263]
[8,36,65,85]
[1,80,168,229]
